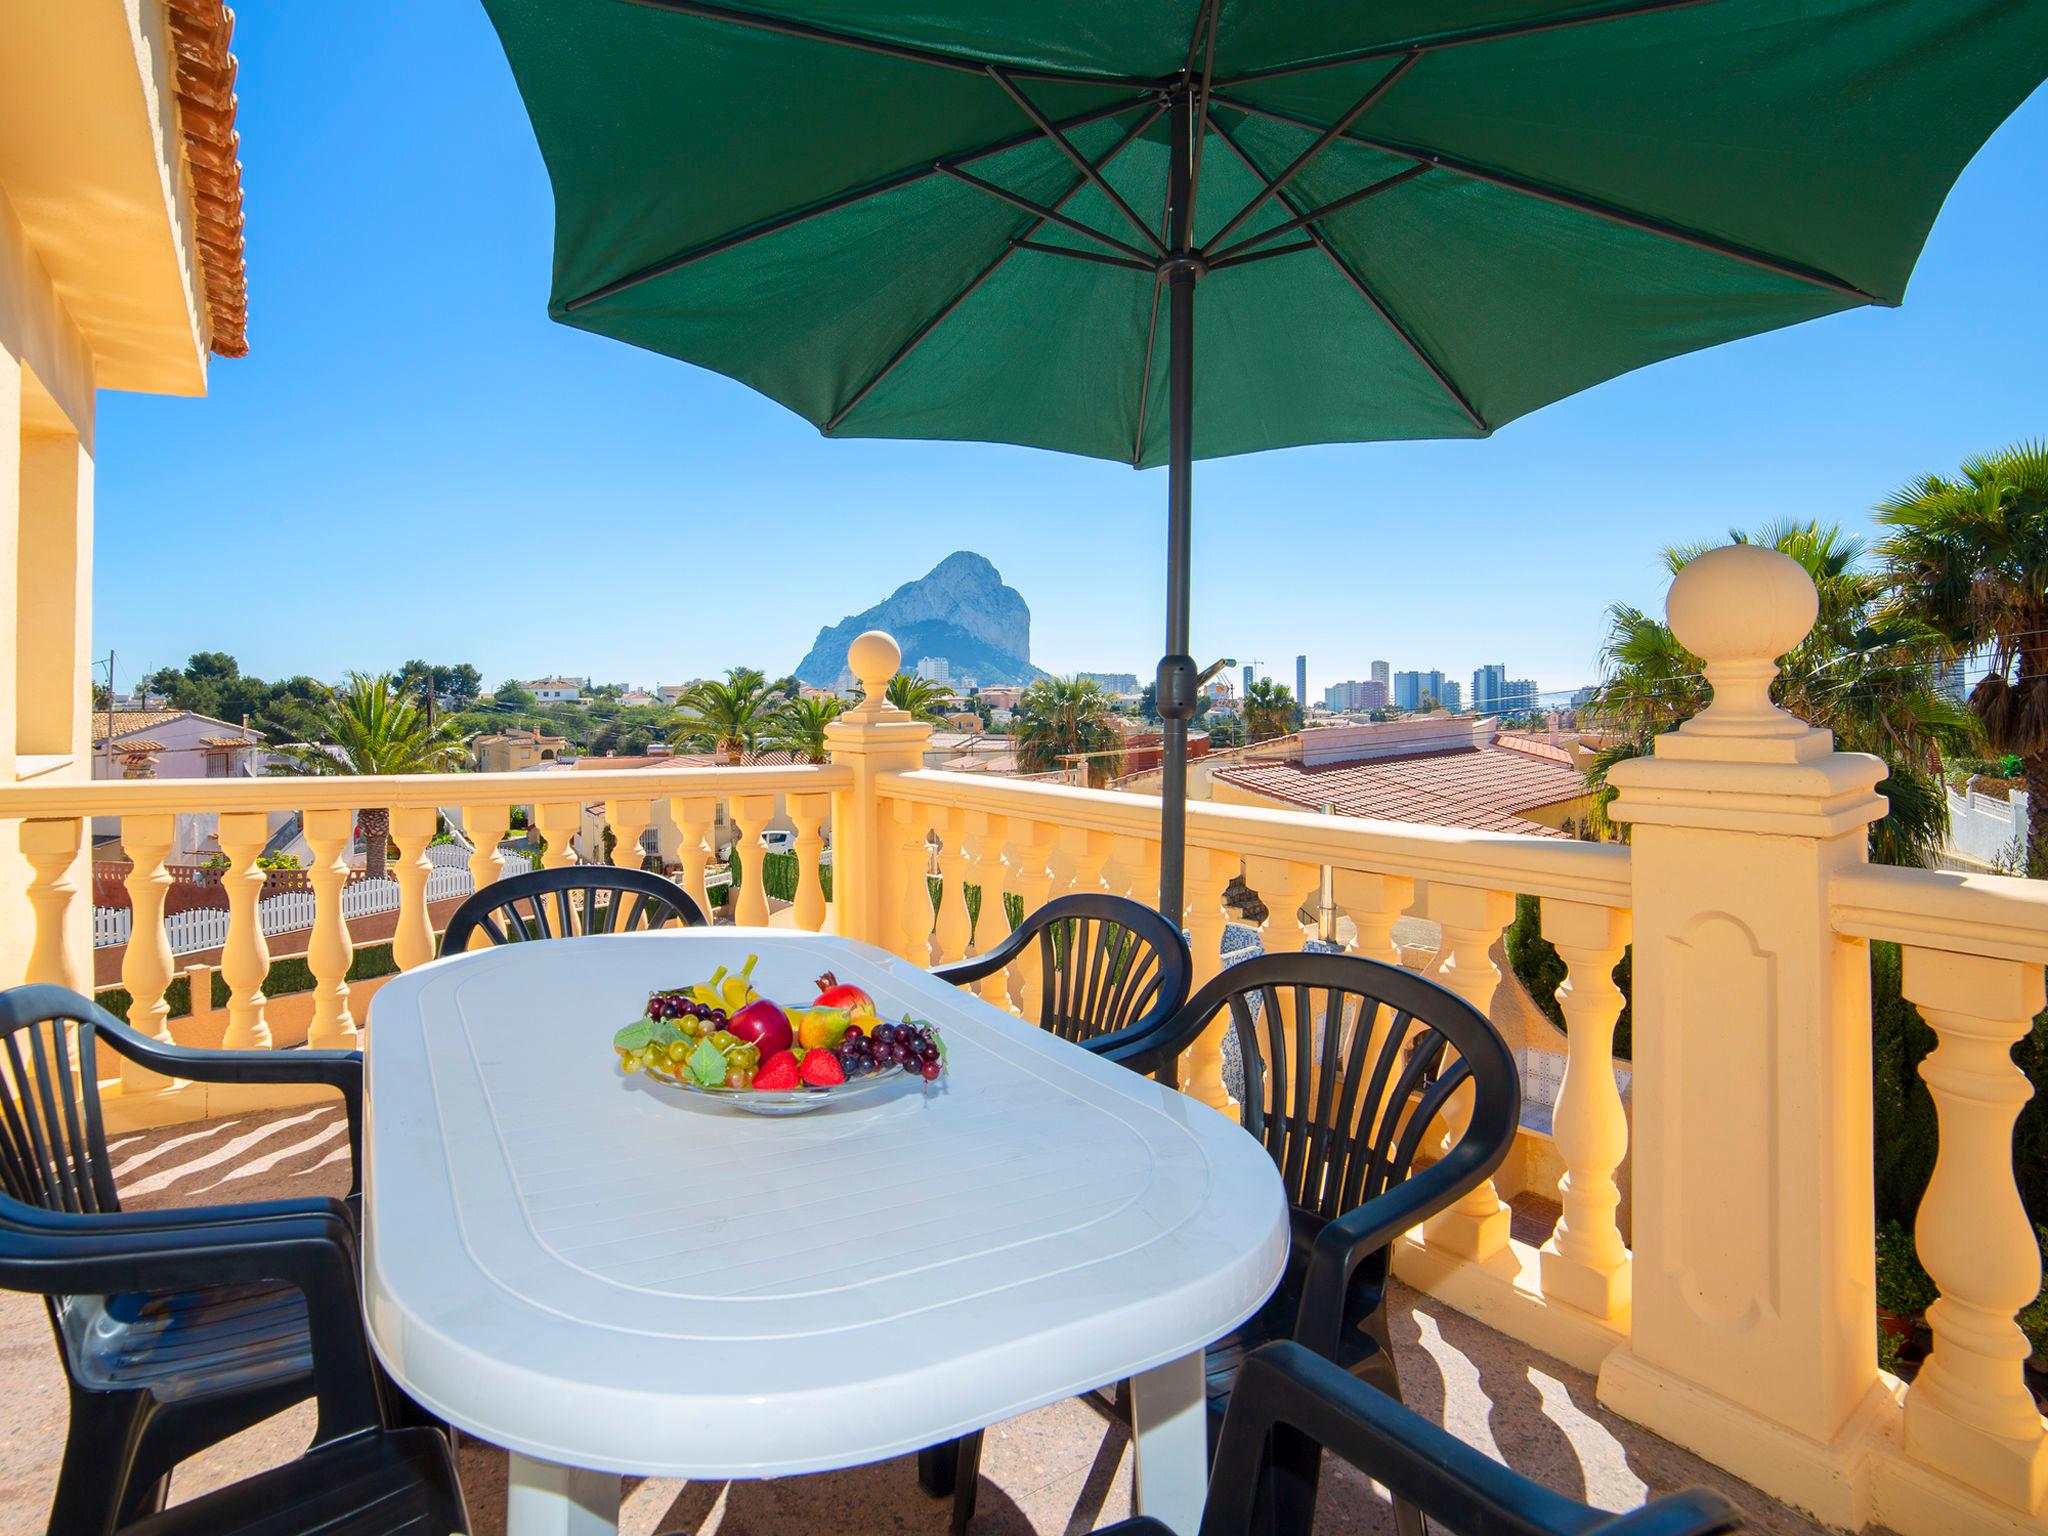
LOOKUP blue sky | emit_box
[95,5,2048,703]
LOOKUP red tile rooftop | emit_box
[1211,744,1587,837]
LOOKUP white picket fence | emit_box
[92,852,534,955]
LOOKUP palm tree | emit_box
[878,671,953,724]
[1878,441,2048,873]
[1013,677,1124,786]
[1585,521,1977,864]
[766,694,844,764]
[1243,678,1299,742]
[268,672,468,878]
[672,667,777,764]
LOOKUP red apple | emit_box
[726,998,793,1058]
[813,972,876,1020]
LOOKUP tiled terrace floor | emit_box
[1,1106,1858,1536]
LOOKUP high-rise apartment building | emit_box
[1321,679,1388,712]
[1471,663,1505,714]
[1441,680,1462,712]
[1076,671,1139,694]
[915,656,951,683]
[1243,664,1254,699]
[1393,670,1446,711]
[1295,656,1307,708]
[1370,660,1390,696]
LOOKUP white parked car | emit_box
[760,828,797,853]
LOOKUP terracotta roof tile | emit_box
[1211,744,1587,838]
[165,0,249,357]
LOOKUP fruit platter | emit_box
[612,956,947,1115]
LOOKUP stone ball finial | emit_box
[1666,544,1818,666]
[848,630,901,703]
[1666,544,1819,740]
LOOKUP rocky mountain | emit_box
[794,552,1043,689]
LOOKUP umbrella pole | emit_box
[1156,84,1198,924]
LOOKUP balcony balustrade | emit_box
[1,557,2044,1536]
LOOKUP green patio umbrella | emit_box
[483,0,2048,917]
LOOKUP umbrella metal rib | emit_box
[612,0,1167,87]
[1209,118,1489,434]
[988,68,1171,255]
[1210,93,1889,306]
[1014,241,1158,272]
[940,163,1159,264]
[562,95,1153,312]
[1211,0,1734,88]
[825,103,1165,431]
[1205,164,1432,264]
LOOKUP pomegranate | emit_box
[813,972,876,1020]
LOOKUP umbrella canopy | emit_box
[484,0,2048,912]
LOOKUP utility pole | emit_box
[96,649,116,776]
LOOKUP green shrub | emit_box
[97,941,400,1022]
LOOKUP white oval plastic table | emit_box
[362,930,1288,1536]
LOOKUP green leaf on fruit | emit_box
[613,1017,653,1051]
[688,1037,729,1087]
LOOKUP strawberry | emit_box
[753,1050,801,1091]
[800,1048,846,1087]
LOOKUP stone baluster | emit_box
[1417,884,1515,1264]
[1009,820,1058,1021]
[1537,900,1633,1322]
[732,795,774,926]
[894,799,935,963]
[1247,856,1321,953]
[821,632,932,946]
[672,797,716,918]
[1179,845,1238,1108]
[118,814,181,1093]
[302,808,359,1049]
[1330,867,1417,1134]
[216,812,273,1050]
[389,807,438,971]
[933,808,974,963]
[20,817,82,990]
[787,793,830,932]
[535,800,579,872]
[1061,826,1112,898]
[606,798,652,875]
[1900,947,2048,1513]
[966,810,1010,1006]
[460,803,510,950]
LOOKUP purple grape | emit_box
[843,1023,863,1040]
[920,1059,942,1082]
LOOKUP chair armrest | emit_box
[929,919,1035,988]
[0,1199,383,1443]
[97,1018,364,1200]
[1210,1343,1744,1536]
[1292,1157,1486,1360]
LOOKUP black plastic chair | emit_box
[935,951,1520,1535]
[931,892,1192,1057]
[0,983,367,1535]
[439,864,706,953]
[1093,1340,1743,1536]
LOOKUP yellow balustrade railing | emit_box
[4,607,2047,1536]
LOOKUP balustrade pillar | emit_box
[1009,821,1058,1022]
[1538,900,1633,1321]
[389,807,438,970]
[822,632,931,946]
[1899,948,2048,1514]
[1331,868,1416,1136]
[118,814,181,1093]
[20,817,82,990]
[1180,845,1239,1109]
[732,795,774,926]
[966,811,1010,1005]
[1599,545,1890,1526]
[1418,884,1515,1264]
[216,812,272,1050]
[460,803,510,950]
[1061,827,1112,898]
[934,808,973,963]
[787,793,830,932]
[606,799,652,874]
[303,808,359,1049]
[672,797,716,918]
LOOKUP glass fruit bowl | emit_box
[638,1058,912,1115]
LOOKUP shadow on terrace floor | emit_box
[0,1106,1872,1535]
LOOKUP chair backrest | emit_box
[1177,952,1517,1221]
[1199,1340,1744,1536]
[0,984,121,1215]
[1022,893,1192,1045]
[439,865,707,954]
